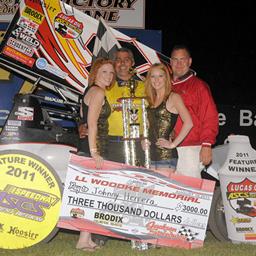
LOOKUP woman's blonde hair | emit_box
[145,63,172,106]
[88,57,116,89]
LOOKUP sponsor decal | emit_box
[14,106,34,121]
[7,225,39,240]
[35,58,68,79]
[22,6,45,24]
[236,227,253,233]
[4,126,18,132]
[94,212,123,223]
[2,46,35,67]
[231,217,251,224]
[1,136,20,141]
[7,120,21,126]
[2,131,19,137]
[0,150,62,249]
[15,30,40,49]
[227,178,256,217]
[44,96,64,104]
[17,17,39,34]
[70,208,85,218]
[36,57,47,70]
[94,212,123,227]
[0,184,59,221]
[6,37,34,57]
[245,233,256,240]
[54,12,83,39]
[146,221,177,238]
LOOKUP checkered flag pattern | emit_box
[178,226,199,241]
[12,27,24,37]
[92,17,121,64]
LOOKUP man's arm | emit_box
[198,81,219,165]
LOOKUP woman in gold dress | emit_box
[143,63,193,178]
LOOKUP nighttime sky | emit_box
[145,1,255,105]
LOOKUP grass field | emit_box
[1,229,256,256]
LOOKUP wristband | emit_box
[202,143,211,148]
[90,148,98,154]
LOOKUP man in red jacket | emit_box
[170,45,219,178]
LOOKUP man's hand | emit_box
[200,146,212,166]
[78,123,88,139]
[156,138,176,149]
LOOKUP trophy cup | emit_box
[120,79,150,167]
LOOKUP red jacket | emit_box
[173,71,219,146]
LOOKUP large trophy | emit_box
[120,78,150,168]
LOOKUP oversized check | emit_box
[59,153,215,249]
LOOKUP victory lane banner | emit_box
[59,153,215,249]
[0,150,62,249]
